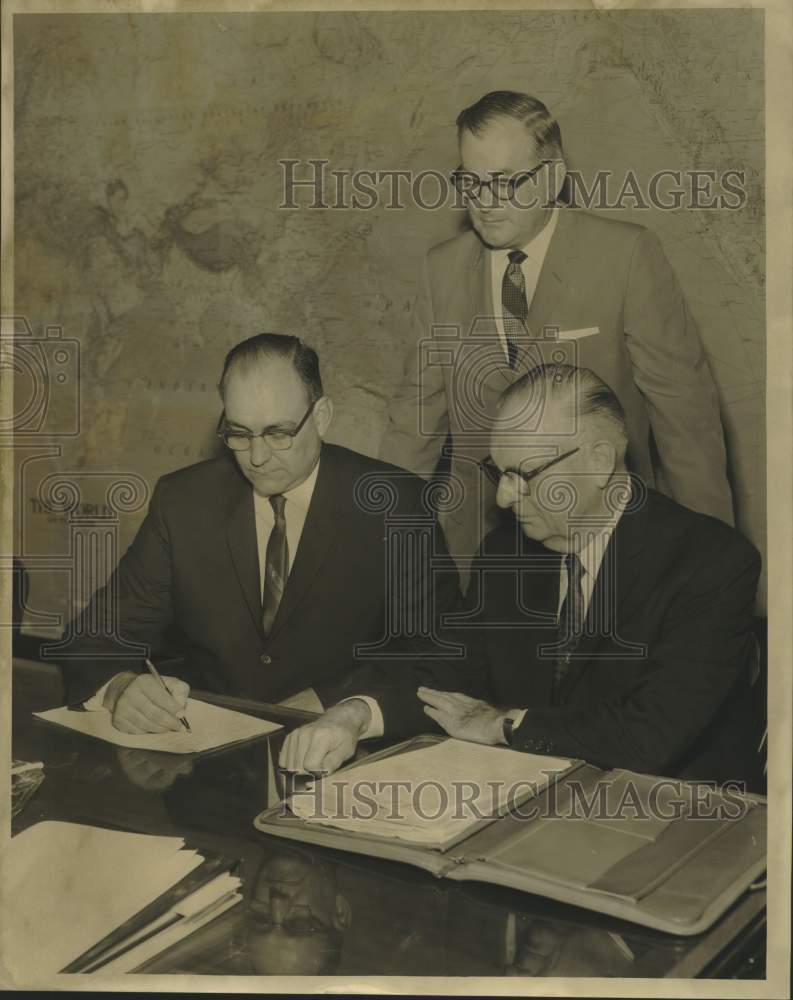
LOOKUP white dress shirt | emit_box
[490,209,559,359]
[85,459,322,711]
[356,490,628,740]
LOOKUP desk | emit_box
[11,658,766,979]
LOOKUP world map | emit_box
[12,9,766,625]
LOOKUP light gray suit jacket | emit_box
[380,209,733,570]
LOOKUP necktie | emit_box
[551,552,586,704]
[261,494,289,636]
[501,249,529,369]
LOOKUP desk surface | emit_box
[11,659,766,980]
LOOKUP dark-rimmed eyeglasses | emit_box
[450,161,551,202]
[217,400,316,452]
[479,447,580,494]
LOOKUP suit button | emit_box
[260,654,272,665]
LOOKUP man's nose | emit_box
[496,475,518,509]
[269,892,290,926]
[249,436,274,466]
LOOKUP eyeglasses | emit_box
[217,400,316,452]
[479,447,580,494]
[450,161,551,202]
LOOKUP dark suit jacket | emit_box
[342,488,761,786]
[380,210,734,567]
[62,444,460,708]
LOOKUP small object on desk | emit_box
[33,699,282,754]
[11,759,45,818]
[144,658,191,732]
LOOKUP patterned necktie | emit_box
[261,494,289,636]
[551,552,586,704]
[501,249,529,369]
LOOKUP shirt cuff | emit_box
[511,709,527,729]
[338,696,384,739]
[83,679,113,711]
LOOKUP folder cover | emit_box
[254,735,766,935]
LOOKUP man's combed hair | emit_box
[219,333,323,402]
[456,91,564,162]
[500,363,628,447]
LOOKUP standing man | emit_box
[61,333,459,733]
[381,91,733,581]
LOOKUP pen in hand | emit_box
[144,658,191,732]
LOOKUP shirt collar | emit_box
[253,456,320,515]
[571,480,630,580]
[491,208,559,267]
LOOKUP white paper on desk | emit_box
[289,738,572,845]
[1,821,203,982]
[33,698,282,753]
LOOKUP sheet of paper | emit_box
[83,872,243,973]
[289,739,572,845]
[1,821,204,981]
[33,698,282,753]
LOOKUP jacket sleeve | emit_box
[334,527,488,740]
[378,252,449,478]
[59,478,176,704]
[511,538,761,774]
[623,227,734,526]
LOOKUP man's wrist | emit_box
[328,698,372,737]
[499,709,522,746]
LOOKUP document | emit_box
[80,872,243,974]
[289,738,572,845]
[33,698,282,753]
[1,822,206,980]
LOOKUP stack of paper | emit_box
[289,739,572,845]
[33,698,282,754]
[1,821,241,981]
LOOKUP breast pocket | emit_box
[556,326,601,340]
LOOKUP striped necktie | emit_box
[261,494,289,636]
[551,552,586,704]
[501,249,529,368]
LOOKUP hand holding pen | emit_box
[144,659,191,732]
[104,663,191,735]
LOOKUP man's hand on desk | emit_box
[279,699,372,775]
[116,747,195,791]
[102,672,190,734]
[417,687,507,745]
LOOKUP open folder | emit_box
[255,735,767,936]
[33,698,282,753]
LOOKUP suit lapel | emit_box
[225,480,264,638]
[267,449,339,639]
[525,208,581,338]
[556,483,648,702]
[519,536,563,707]
[466,211,582,394]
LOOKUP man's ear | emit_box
[591,440,617,486]
[313,396,334,437]
[548,158,568,204]
[333,894,352,931]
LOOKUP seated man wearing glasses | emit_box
[283,364,761,787]
[63,333,460,734]
[379,90,733,588]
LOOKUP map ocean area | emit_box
[289,739,572,845]
[33,698,282,753]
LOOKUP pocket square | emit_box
[556,326,600,340]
